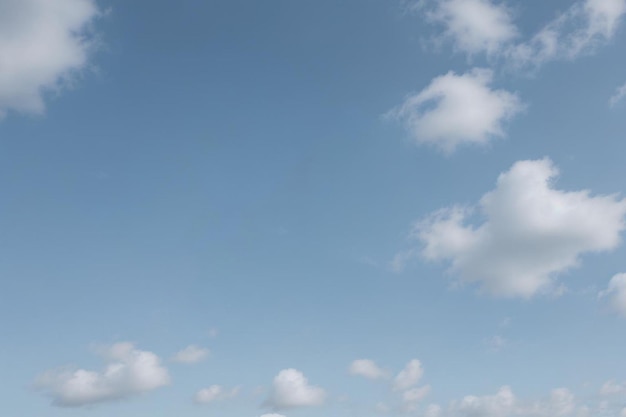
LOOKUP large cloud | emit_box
[35,342,170,407]
[395,158,626,298]
[0,0,100,118]
[389,68,522,153]
[265,369,326,410]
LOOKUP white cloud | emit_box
[610,82,626,107]
[600,273,626,317]
[425,404,443,417]
[508,0,626,68]
[621,408,626,417]
[398,158,626,298]
[402,385,432,411]
[424,0,518,55]
[172,345,210,364]
[349,359,388,380]
[452,386,517,417]
[450,386,576,417]
[0,0,101,118]
[265,369,326,410]
[260,414,286,417]
[194,385,240,404]
[416,0,626,69]
[389,68,522,153]
[35,342,170,407]
[393,359,424,391]
[600,380,626,396]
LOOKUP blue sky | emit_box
[1,0,626,416]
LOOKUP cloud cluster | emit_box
[395,158,626,297]
[0,0,101,118]
[353,358,431,412]
[448,386,577,417]
[418,0,626,67]
[264,369,326,410]
[389,68,522,152]
[35,343,170,407]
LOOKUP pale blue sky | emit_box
[1,1,626,416]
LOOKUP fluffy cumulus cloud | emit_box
[265,369,326,410]
[610,82,626,107]
[600,273,626,316]
[349,359,388,380]
[396,158,626,298]
[393,359,424,391]
[172,345,210,364]
[423,0,518,55]
[35,342,170,407]
[389,68,522,153]
[0,0,101,118]
[194,385,240,404]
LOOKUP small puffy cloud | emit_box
[610,82,626,107]
[452,386,516,417]
[393,359,424,391]
[600,380,626,396]
[389,68,522,153]
[600,273,626,316]
[265,369,326,410]
[508,0,626,68]
[0,0,101,118]
[349,359,388,380]
[172,345,210,364]
[423,0,518,55]
[398,158,626,298]
[35,342,170,407]
[194,385,240,404]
